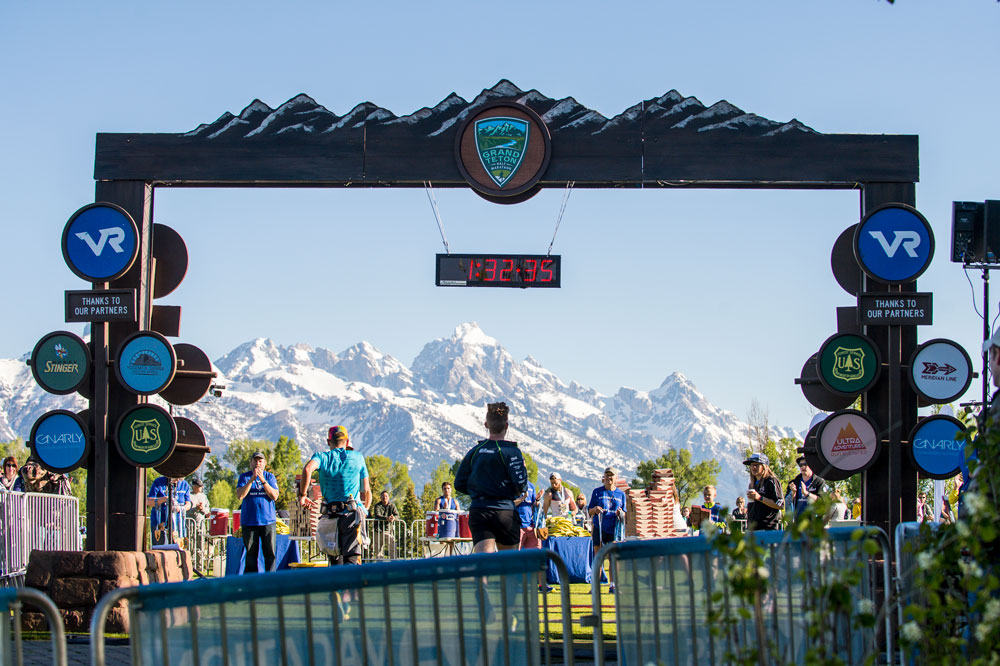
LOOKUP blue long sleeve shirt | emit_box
[454,439,528,510]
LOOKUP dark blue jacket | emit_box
[454,439,528,510]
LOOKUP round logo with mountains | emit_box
[456,102,551,200]
[115,331,176,395]
[817,410,880,474]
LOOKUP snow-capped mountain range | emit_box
[183,80,815,141]
[0,323,798,503]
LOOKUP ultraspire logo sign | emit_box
[818,411,880,474]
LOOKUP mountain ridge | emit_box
[0,323,799,504]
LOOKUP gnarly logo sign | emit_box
[130,419,162,454]
[475,117,529,188]
[832,347,865,382]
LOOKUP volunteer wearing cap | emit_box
[299,426,371,565]
[237,451,279,573]
[743,453,783,531]
[789,456,825,516]
[588,467,627,593]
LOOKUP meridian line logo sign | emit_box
[474,117,529,188]
[909,338,972,404]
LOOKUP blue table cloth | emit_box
[542,536,606,584]
[225,534,300,575]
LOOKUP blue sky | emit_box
[1,1,998,431]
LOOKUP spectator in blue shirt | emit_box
[588,467,627,592]
[146,476,191,546]
[299,426,371,565]
[236,451,279,573]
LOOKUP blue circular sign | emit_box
[62,203,139,282]
[115,332,176,395]
[854,204,934,284]
[29,410,90,473]
[908,415,966,480]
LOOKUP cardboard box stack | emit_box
[625,468,687,539]
[289,478,322,537]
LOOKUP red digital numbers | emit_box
[500,259,514,281]
[539,259,554,282]
[523,259,537,281]
[484,258,497,281]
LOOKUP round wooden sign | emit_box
[455,102,551,199]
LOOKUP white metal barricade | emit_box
[0,493,80,587]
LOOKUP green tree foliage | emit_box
[423,460,457,512]
[0,439,30,467]
[365,455,414,504]
[522,451,538,485]
[208,479,236,512]
[201,455,230,490]
[631,448,720,508]
[400,482,422,525]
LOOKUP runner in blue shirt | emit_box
[299,426,371,565]
[236,451,279,573]
[588,467,627,593]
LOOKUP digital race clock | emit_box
[436,254,561,288]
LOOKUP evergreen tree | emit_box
[365,455,414,504]
[208,479,236,512]
[401,482,422,525]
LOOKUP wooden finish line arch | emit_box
[88,81,918,550]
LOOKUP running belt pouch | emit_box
[316,516,340,557]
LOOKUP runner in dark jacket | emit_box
[454,402,528,553]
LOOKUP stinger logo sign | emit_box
[474,117,529,188]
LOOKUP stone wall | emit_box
[22,549,192,633]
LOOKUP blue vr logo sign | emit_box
[854,204,934,284]
[62,204,139,282]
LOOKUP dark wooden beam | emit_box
[95,131,917,187]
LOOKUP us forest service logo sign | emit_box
[115,403,176,467]
[818,332,881,397]
[832,347,865,382]
[456,102,551,200]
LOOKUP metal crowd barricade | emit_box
[363,517,415,562]
[184,517,210,573]
[0,587,67,666]
[588,527,892,666]
[1,493,80,587]
[92,549,574,666]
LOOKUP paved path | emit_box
[19,641,131,666]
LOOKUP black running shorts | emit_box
[469,507,520,546]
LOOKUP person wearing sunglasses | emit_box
[789,456,825,517]
[0,457,18,492]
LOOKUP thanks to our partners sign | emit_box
[858,293,932,326]
[65,289,136,322]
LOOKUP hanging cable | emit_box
[547,181,574,256]
[424,181,450,255]
[964,266,985,320]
